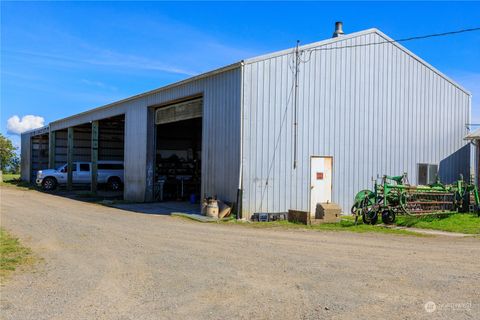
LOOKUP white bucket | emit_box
[206,200,219,218]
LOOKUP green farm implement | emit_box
[352,173,480,225]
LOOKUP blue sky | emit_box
[2,1,480,149]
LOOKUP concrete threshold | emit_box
[171,212,218,222]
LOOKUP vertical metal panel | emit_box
[26,68,241,203]
[20,133,32,182]
[98,118,124,162]
[241,30,471,216]
[49,131,56,168]
[67,127,74,190]
[91,120,99,194]
[20,127,49,183]
[29,134,49,182]
[122,67,242,202]
[54,130,68,168]
[124,102,147,201]
[71,124,92,162]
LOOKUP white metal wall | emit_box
[46,66,242,202]
[20,126,50,183]
[137,68,242,202]
[241,30,471,216]
[20,132,31,182]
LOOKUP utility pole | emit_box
[293,40,300,169]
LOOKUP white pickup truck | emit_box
[36,161,124,191]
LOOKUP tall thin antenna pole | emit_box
[293,40,300,169]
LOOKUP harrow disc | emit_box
[399,190,455,216]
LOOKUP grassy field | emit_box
[395,213,480,234]
[1,173,20,182]
[1,173,33,189]
[2,173,478,235]
[222,218,422,236]
[0,228,33,281]
[219,213,480,235]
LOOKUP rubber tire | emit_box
[42,177,57,191]
[370,214,379,225]
[362,211,378,225]
[381,210,396,225]
[108,177,122,191]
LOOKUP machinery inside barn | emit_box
[153,98,203,203]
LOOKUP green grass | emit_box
[396,213,480,234]
[1,173,20,181]
[222,218,422,236]
[0,228,33,281]
[0,173,32,189]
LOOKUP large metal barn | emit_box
[21,25,472,219]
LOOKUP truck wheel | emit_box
[42,177,57,191]
[108,177,122,191]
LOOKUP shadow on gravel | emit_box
[108,201,201,216]
[3,180,123,203]
[3,180,201,217]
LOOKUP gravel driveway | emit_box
[1,186,479,319]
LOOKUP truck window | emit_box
[60,164,77,172]
[79,164,90,172]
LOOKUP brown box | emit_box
[288,209,309,225]
[311,202,341,224]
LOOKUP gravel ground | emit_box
[1,186,479,320]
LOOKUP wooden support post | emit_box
[67,127,74,191]
[145,108,156,201]
[48,130,56,168]
[91,121,99,194]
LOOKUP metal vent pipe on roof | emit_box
[332,21,345,38]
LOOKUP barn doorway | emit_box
[154,98,202,203]
[30,133,49,182]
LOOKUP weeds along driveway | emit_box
[0,186,479,320]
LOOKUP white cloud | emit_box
[6,115,45,135]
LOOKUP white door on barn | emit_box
[310,157,333,216]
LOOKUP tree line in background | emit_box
[0,134,20,174]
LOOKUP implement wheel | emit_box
[381,210,396,224]
[362,209,378,225]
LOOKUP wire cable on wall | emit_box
[256,26,480,213]
[299,27,480,63]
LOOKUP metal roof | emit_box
[44,27,469,130]
[48,62,242,128]
[20,125,50,136]
[244,28,469,95]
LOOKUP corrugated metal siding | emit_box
[20,133,31,182]
[98,119,124,161]
[241,31,471,216]
[142,68,242,203]
[20,126,49,182]
[76,68,242,202]
[31,68,241,202]
[30,134,49,181]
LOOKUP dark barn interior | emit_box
[155,117,202,202]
